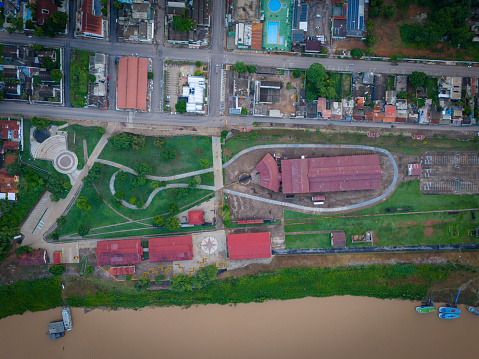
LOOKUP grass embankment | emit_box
[56,165,214,237]
[223,129,478,161]
[0,277,62,319]
[65,264,451,308]
[285,233,332,249]
[67,125,104,169]
[70,50,92,108]
[100,135,213,177]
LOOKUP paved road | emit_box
[1,0,479,129]
[273,243,479,255]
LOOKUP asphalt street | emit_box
[0,0,478,130]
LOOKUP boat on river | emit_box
[439,313,459,320]
[416,306,436,313]
[466,306,479,315]
[439,307,461,314]
[62,307,72,331]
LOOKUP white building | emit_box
[183,76,206,113]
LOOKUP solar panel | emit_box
[292,0,299,28]
[292,33,304,42]
[299,4,308,22]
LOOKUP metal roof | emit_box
[96,239,143,266]
[188,210,205,225]
[256,153,281,192]
[148,236,193,262]
[227,232,271,260]
[17,250,47,266]
[117,57,148,111]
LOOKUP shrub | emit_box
[50,193,60,202]
[76,196,91,211]
[222,203,231,226]
[247,65,256,73]
[131,135,145,151]
[78,224,90,236]
[134,162,153,175]
[155,274,166,285]
[397,140,404,145]
[249,132,258,140]
[135,277,151,291]
[154,137,164,147]
[125,275,132,281]
[161,149,177,161]
[50,232,60,241]
[129,197,137,205]
[15,245,33,255]
[56,216,66,227]
[286,82,291,90]
[199,158,210,169]
[109,133,133,149]
[195,61,201,67]
[116,171,127,182]
[170,273,192,291]
[172,15,194,32]
[167,203,180,215]
[194,70,202,76]
[85,266,94,275]
[292,69,301,78]
[351,48,363,59]
[241,108,247,115]
[175,100,187,114]
[101,7,107,16]
[131,175,147,187]
[153,215,164,227]
[150,181,165,189]
[220,130,229,139]
[49,264,66,276]
[31,116,51,130]
[114,190,125,200]
[148,71,153,79]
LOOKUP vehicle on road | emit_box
[349,63,354,66]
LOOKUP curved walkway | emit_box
[110,170,215,210]
[96,158,213,181]
[222,144,399,213]
[273,243,479,256]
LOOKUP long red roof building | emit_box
[256,153,281,192]
[149,236,193,262]
[82,0,103,37]
[96,239,143,266]
[17,250,48,266]
[227,232,271,260]
[117,57,148,111]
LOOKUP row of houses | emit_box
[117,0,155,43]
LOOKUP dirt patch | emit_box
[407,4,430,19]
[397,221,418,227]
[223,148,232,157]
[424,227,434,236]
[423,220,443,226]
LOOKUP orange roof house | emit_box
[82,0,104,37]
[384,105,396,123]
[117,57,149,111]
[251,23,263,50]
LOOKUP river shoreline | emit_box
[1,297,477,359]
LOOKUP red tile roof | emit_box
[0,170,18,194]
[53,251,62,265]
[82,0,103,36]
[256,153,281,192]
[227,232,271,260]
[109,266,135,275]
[2,141,19,150]
[251,23,263,50]
[355,97,364,110]
[331,231,346,247]
[96,239,143,266]
[0,120,20,140]
[148,236,193,262]
[35,0,58,25]
[408,163,422,176]
[117,57,148,111]
[281,155,381,194]
[188,211,204,225]
[18,250,47,266]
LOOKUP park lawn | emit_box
[285,211,479,247]
[114,171,154,205]
[95,165,214,221]
[85,225,216,239]
[56,184,126,236]
[67,125,104,169]
[285,233,332,249]
[99,135,213,177]
[284,180,479,220]
[223,128,479,161]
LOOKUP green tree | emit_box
[83,163,103,185]
[172,15,194,32]
[85,266,94,275]
[51,11,68,27]
[56,216,66,228]
[234,61,248,74]
[165,217,180,231]
[15,245,33,255]
[116,171,127,182]
[155,274,166,285]
[25,19,35,29]
[50,193,60,202]
[409,71,427,88]
[131,175,147,187]
[131,135,145,151]
[88,74,96,82]
[49,264,66,276]
[397,91,407,99]
[32,116,51,130]
[292,69,302,78]
[114,190,125,200]
[194,70,202,76]
[150,181,165,189]
[170,273,192,291]
[195,61,201,67]
[33,26,44,37]
[364,34,375,47]
[222,203,231,226]
[153,215,164,227]
[114,1,120,9]
[129,197,137,205]
[109,133,133,149]
[76,196,91,211]
[148,71,153,79]
[50,232,60,241]
[154,137,165,147]
[220,130,229,139]
[366,19,374,31]
[161,149,177,161]
[175,99,187,114]
[101,7,107,16]
[241,108,248,115]
[351,48,363,59]
[50,69,62,82]
[167,203,180,215]
[191,264,218,288]
[383,5,396,20]
[134,276,151,291]
[188,176,199,189]
[306,63,326,84]
[199,158,210,169]
[134,162,153,175]
[247,65,256,73]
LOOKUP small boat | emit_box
[466,306,479,315]
[62,307,72,331]
[416,306,436,313]
[439,313,459,320]
[439,307,461,314]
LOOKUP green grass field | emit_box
[100,135,212,177]
[285,233,332,249]
[67,125,104,169]
[285,211,479,247]
[223,129,478,161]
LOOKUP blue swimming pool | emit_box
[267,22,279,44]
[268,0,281,12]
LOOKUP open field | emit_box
[285,233,332,249]
[285,211,479,247]
[223,129,478,161]
[66,125,104,169]
[100,135,212,177]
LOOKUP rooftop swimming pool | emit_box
[267,21,279,44]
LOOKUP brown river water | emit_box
[1,296,477,359]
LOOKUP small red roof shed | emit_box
[149,236,193,262]
[53,251,62,265]
[188,211,205,225]
[96,240,143,266]
[18,250,47,266]
[331,231,347,247]
[408,163,422,176]
[227,232,271,260]
[3,141,19,150]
